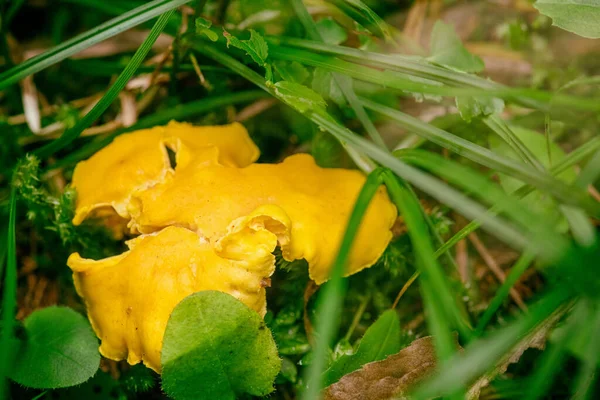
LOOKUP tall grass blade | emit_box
[383,172,467,353]
[0,189,18,400]
[475,252,535,335]
[301,169,385,400]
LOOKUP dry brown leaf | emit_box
[324,336,454,400]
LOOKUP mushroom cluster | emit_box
[68,121,396,372]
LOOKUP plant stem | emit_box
[0,188,18,400]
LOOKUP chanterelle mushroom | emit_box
[71,121,259,225]
[68,121,396,372]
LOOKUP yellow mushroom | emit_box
[128,153,396,284]
[69,206,288,372]
[71,121,259,226]
[68,121,397,372]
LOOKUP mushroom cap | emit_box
[129,153,396,284]
[71,121,259,225]
[69,206,286,372]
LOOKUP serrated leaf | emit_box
[428,21,485,73]
[456,96,504,122]
[274,81,328,114]
[224,29,268,66]
[161,291,280,400]
[273,60,310,84]
[316,18,348,45]
[195,18,218,42]
[323,336,445,400]
[534,0,600,39]
[224,29,272,80]
[323,309,401,386]
[8,306,100,389]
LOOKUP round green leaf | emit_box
[9,306,100,389]
[161,291,281,400]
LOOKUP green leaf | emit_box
[534,0,600,39]
[456,96,504,123]
[273,81,328,114]
[427,21,485,73]
[273,60,310,84]
[195,17,218,41]
[224,29,272,81]
[316,18,348,45]
[8,307,100,389]
[312,68,346,106]
[161,291,280,400]
[323,309,401,386]
[224,29,268,66]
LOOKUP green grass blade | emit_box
[484,116,544,170]
[412,288,572,399]
[0,188,18,400]
[33,10,176,160]
[48,90,268,169]
[267,43,599,112]
[433,137,600,258]
[290,0,387,150]
[394,149,572,259]
[361,97,599,216]
[0,0,192,90]
[267,36,501,90]
[475,251,535,335]
[383,172,465,356]
[301,168,385,400]
[329,0,394,43]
